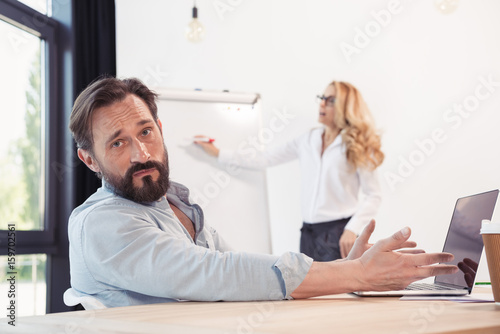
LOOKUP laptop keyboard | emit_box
[405,282,457,291]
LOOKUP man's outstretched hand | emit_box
[354,222,458,291]
[291,220,458,299]
[346,220,423,261]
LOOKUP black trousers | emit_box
[299,217,351,261]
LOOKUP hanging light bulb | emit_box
[434,0,460,14]
[186,1,205,43]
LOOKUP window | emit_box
[0,254,46,316]
[17,0,48,15]
[0,13,44,232]
[0,0,59,317]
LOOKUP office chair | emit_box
[63,288,107,310]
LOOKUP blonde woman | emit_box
[196,81,384,261]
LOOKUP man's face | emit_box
[78,94,170,202]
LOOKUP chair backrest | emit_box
[63,288,107,310]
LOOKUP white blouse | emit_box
[218,127,382,235]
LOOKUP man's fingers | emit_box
[409,252,454,266]
[357,219,375,245]
[463,258,478,271]
[399,241,417,249]
[417,264,458,278]
[398,249,425,254]
[371,226,411,252]
[464,273,474,288]
[458,261,475,276]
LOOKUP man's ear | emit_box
[78,149,101,173]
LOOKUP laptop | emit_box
[355,189,499,296]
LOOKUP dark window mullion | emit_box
[0,0,57,38]
[0,230,55,254]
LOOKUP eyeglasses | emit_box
[316,95,336,107]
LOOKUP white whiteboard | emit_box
[156,89,272,254]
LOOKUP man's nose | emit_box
[130,139,150,163]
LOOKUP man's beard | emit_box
[100,151,170,203]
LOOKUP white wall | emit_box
[116,0,500,279]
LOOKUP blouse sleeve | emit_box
[217,136,301,170]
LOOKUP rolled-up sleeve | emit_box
[274,252,314,299]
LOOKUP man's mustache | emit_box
[125,160,163,178]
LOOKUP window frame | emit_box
[0,0,58,252]
[0,0,75,314]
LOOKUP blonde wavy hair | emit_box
[331,81,384,170]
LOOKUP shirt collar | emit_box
[314,127,343,153]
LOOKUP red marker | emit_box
[193,137,215,143]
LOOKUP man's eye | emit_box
[142,129,151,136]
[112,141,122,148]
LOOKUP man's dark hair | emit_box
[69,77,159,154]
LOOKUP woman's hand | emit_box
[193,135,220,157]
[340,229,358,259]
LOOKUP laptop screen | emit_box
[435,189,499,290]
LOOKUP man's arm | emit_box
[76,204,311,302]
[291,220,458,298]
[77,204,455,302]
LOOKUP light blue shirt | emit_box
[68,181,313,308]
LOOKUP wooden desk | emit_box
[3,288,500,334]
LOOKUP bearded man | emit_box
[67,77,456,308]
